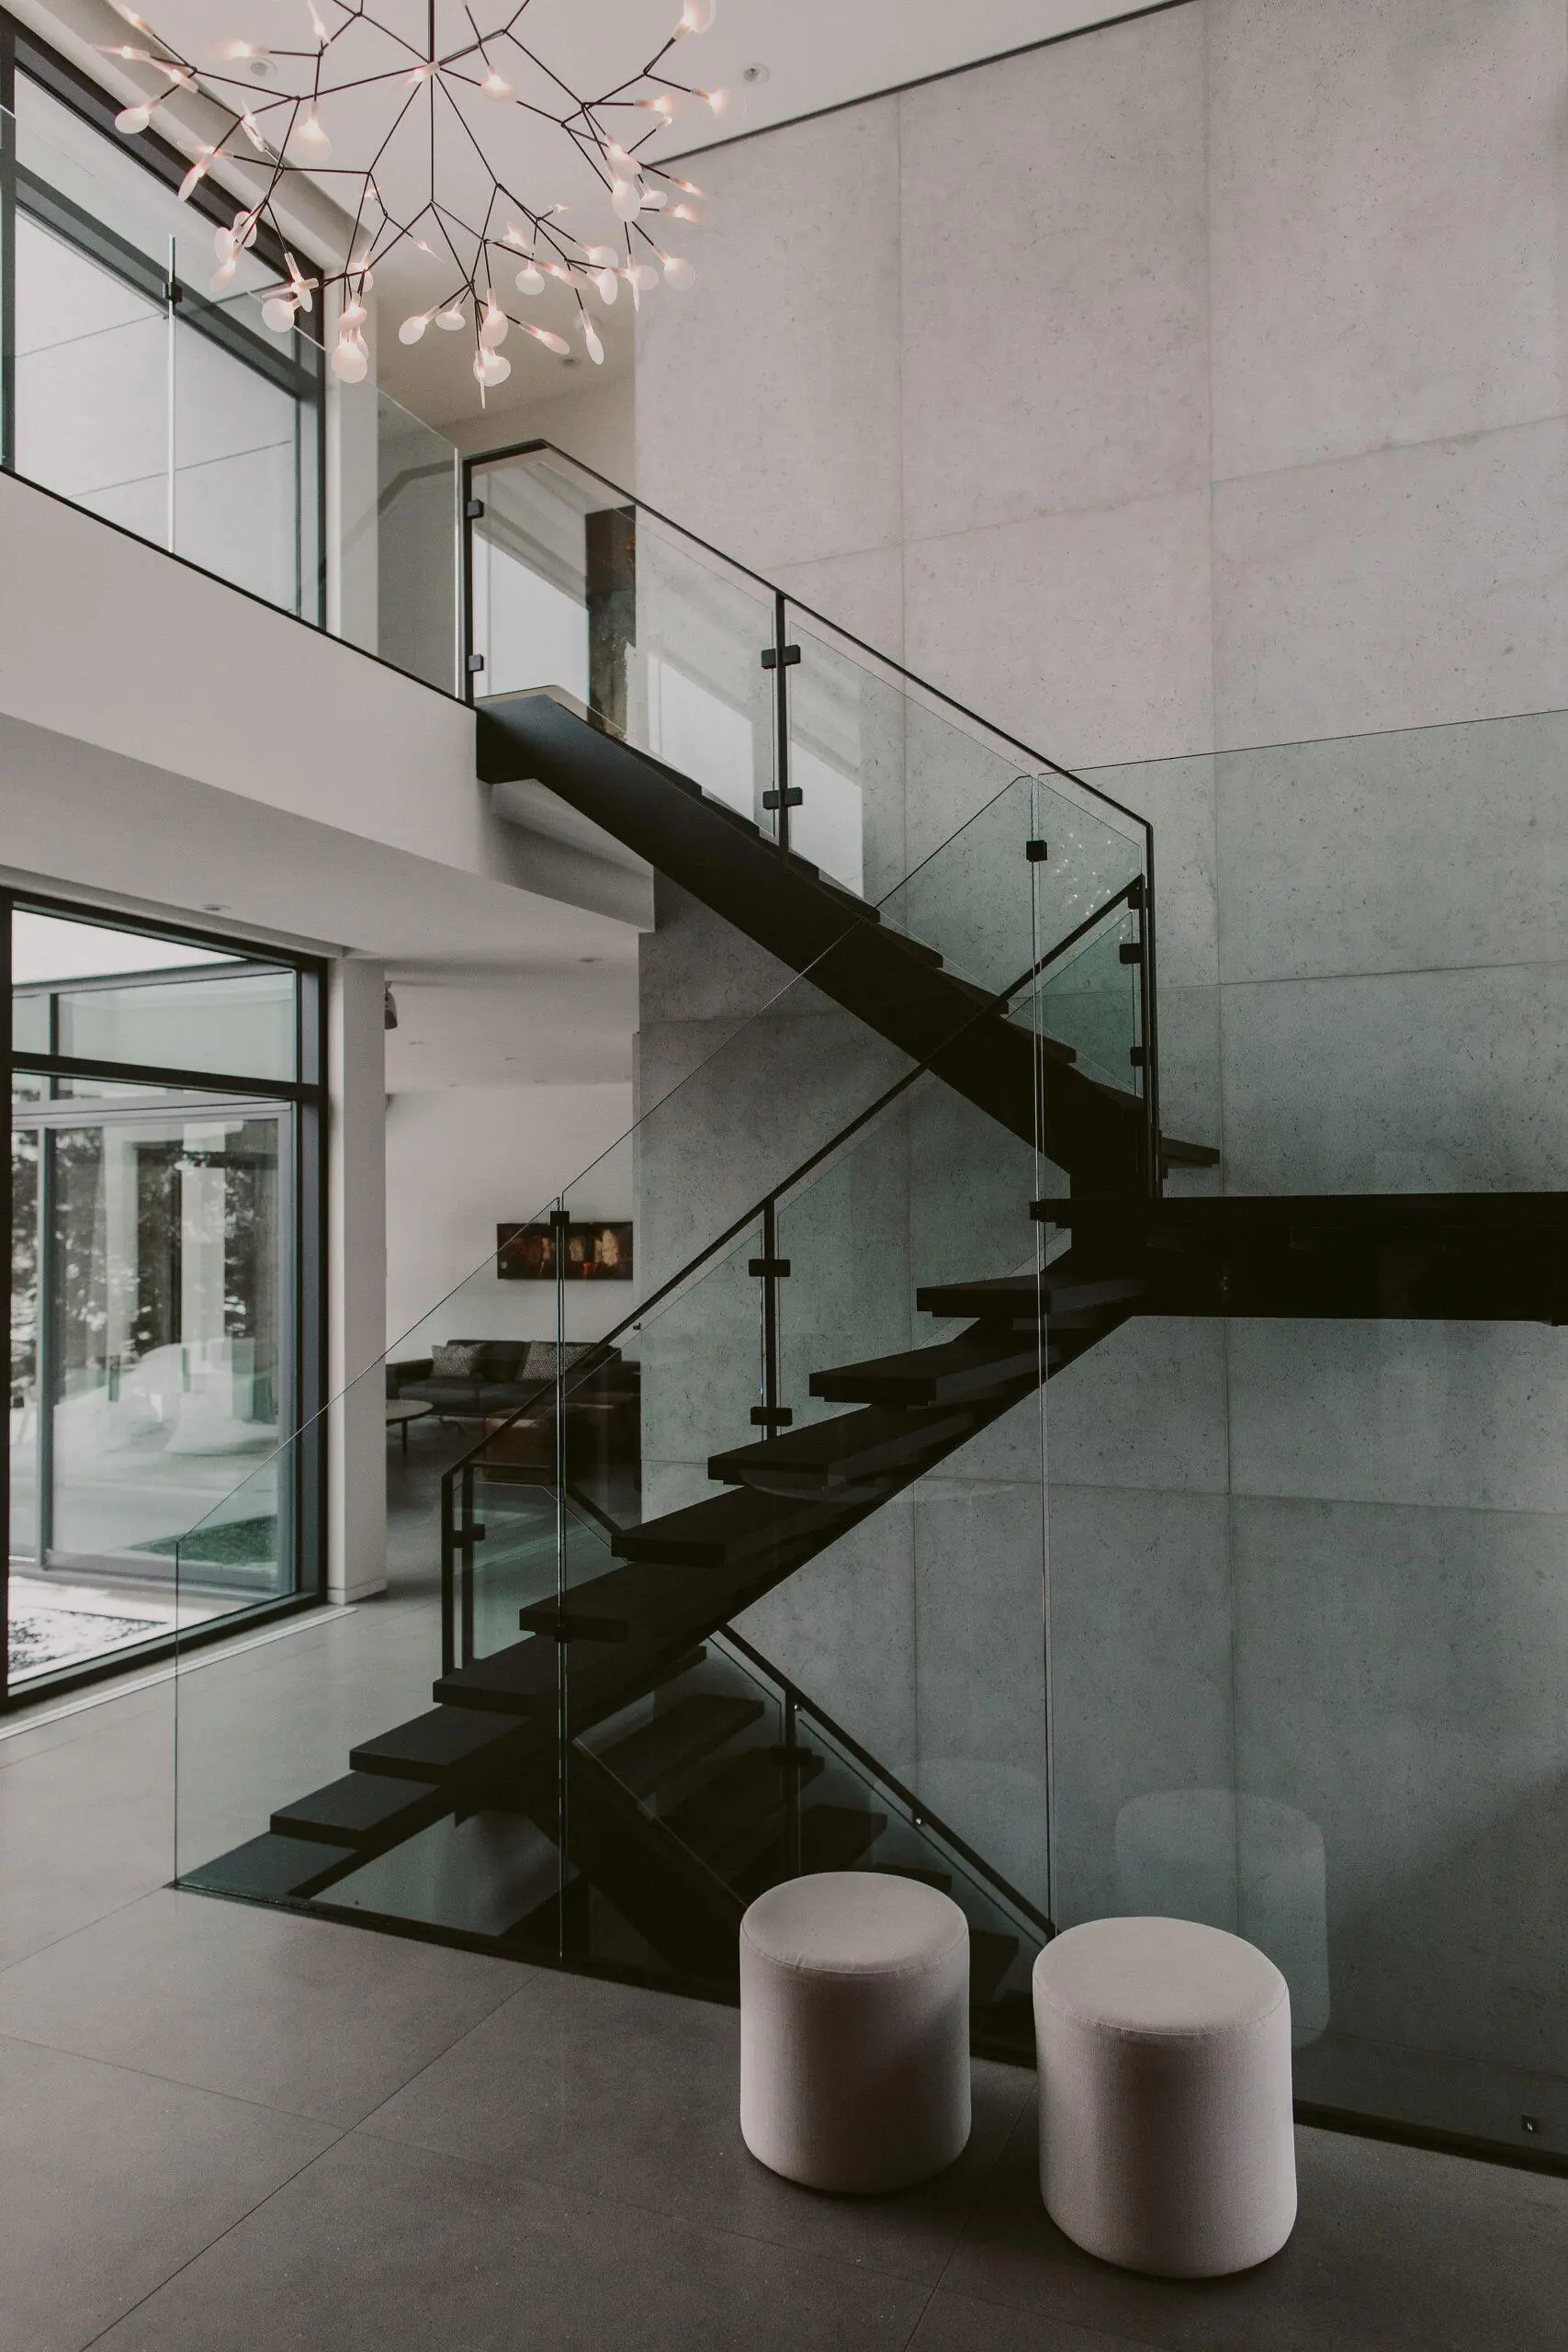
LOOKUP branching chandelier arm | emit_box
[100,0,724,398]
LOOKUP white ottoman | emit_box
[1033,1916,1295,2277]
[739,1871,971,2192]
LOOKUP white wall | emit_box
[386,1081,634,1354]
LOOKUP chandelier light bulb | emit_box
[340,297,367,331]
[398,311,433,344]
[262,294,298,332]
[661,252,695,289]
[115,101,153,134]
[240,111,266,153]
[434,304,467,331]
[110,2,151,25]
[474,347,512,389]
[209,256,238,293]
[177,149,214,201]
[214,226,235,261]
[514,263,544,296]
[679,0,716,33]
[670,202,704,224]
[217,40,268,61]
[308,0,330,46]
[611,176,643,221]
[481,68,513,100]
[641,187,668,210]
[289,106,332,163]
[672,177,705,197]
[630,261,659,291]
[98,43,152,62]
[525,324,570,356]
[479,301,509,348]
[331,333,368,383]
[581,314,604,366]
[503,223,531,248]
[595,266,618,305]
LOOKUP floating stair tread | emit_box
[709,1403,980,1494]
[595,1693,765,1800]
[271,1773,436,1849]
[916,1272,1144,1322]
[1158,1135,1222,1169]
[810,1329,1043,1408]
[350,1702,536,1781]
[432,1635,562,1714]
[612,1485,851,1569]
[181,1831,356,1903]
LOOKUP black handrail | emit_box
[717,1622,1055,1940]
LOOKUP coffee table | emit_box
[386,1398,433,1453]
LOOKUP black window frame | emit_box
[0,8,327,621]
[3,887,329,1712]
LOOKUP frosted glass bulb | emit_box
[680,0,716,31]
[340,298,367,331]
[700,86,736,118]
[262,295,297,332]
[661,253,694,290]
[331,335,368,383]
[482,69,513,100]
[514,264,544,296]
[585,243,615,266]
[641,187,668,211]
[177,152,212,202]
[503,222,531,248]
[604,142,634,172]
[240,113,266,153]
[527,325,570,356]
[581,315,604,366]
[214,225,236,261]
[595,266,618,305]
[671,202,704,224]
[474,348,512,388]
[479,303,509,348]
[672,176,705,197]
[611,177,642,222]
[630,262,658,291]
[115,102,152,134]
[289,107,332,163]
[217,40,268,61]
[209,257,238,294]
[399,311,431,345]
[434,305,466,331]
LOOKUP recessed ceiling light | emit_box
[741,62,770,85]
[202,901,231,911]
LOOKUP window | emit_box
[0,17,325,618]
[6,899,325,1699]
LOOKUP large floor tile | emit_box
[0,2030,336,2352]
[907,2288,1144,2352]
[90,2126,931,2351]
[0,1696,175,1968]
[364,1965,1031,2286]
[943,2099,1568,2350]
[0,1887,524,2125]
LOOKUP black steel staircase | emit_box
[182,454,1568,2061]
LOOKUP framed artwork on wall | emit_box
[498,1221,634,1280]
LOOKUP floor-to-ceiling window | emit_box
[6,899,324,1699]
[0,13,324,618]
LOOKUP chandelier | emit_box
[100,0,727,398]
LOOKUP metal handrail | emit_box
[461,435,1153,839]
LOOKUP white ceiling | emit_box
[35,0,1152,418]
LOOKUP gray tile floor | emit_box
[3,1610,1566,2350]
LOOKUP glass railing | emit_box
[466,441,1151,969]
[167,737,1100,1984]
[1,95,457,692]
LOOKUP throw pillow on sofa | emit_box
[431,1341,485,1378]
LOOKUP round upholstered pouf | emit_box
[739,1871,971,2192]
[1033,1917,1295,2278]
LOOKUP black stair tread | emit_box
[971,1928,1020,2007]
[915,1272,1144,1321]
[180,1831,357,1902]
[271,1772,436,1848]
[613,1484,852,1568]
[595,1693,765,1799]
[666,1747,825,1882]
[1039,1190,1568,1236]
[1159,1135,1222,1169]
[430,1635,562,1714]
[351,1702,538,1781]
[810,1328,1043,1408]
[709,1402,980,1496]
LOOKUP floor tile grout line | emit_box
[0,1880,175,1979]
[0,2020,377,2135]
[74,2126,351,2352]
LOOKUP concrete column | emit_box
[326,956,388,1602]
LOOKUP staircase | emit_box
[183,452,1568,2055]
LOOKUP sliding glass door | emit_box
[6,900,323,1699]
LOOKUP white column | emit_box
[326,956,388,1601]
[325,288,380,656]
